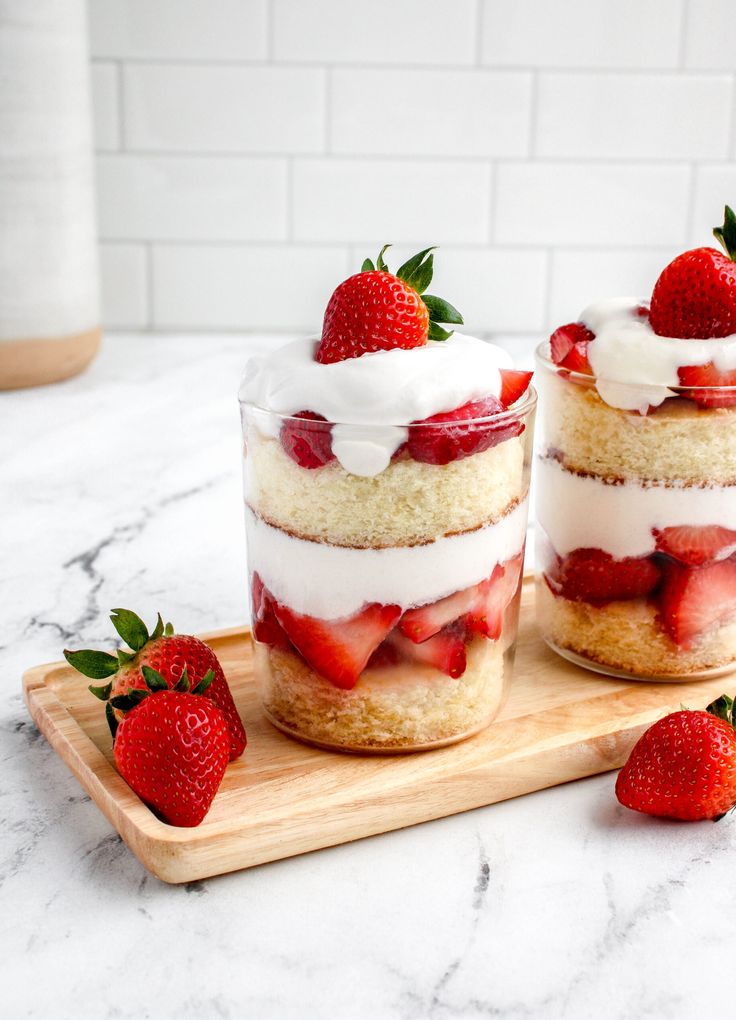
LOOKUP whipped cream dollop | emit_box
[580,297,736,414]
[239,333,513,477]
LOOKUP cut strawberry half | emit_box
[465,555,523,638]
[388,628,467,679]
[657,558,736,648]
[499,369,533,408]
[654,525,736,566]
[280,411,336,469]
[408,395,523,466]
[549,323,594,375]
[273,602,401,689]
[550,548,661,603]
[399,569,502,644]
[677,363,736,409]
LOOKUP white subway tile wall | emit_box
[89,0,736,335]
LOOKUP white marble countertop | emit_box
[3,334,736,1020]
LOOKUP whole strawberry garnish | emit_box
[616,695,736,821]
[316,245,463,364]
[650,205,736,339]
[113,681,230,827]
[64,609,246,760]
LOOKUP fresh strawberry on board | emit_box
[550,548,661,603]
[616,694,736,821]
[654,525,736,566]
[272,600,402,689]
[65,609,246,760]
[650,206,736,341]
[549,322,594,374]
[316,245,463,364]
[280,411,336,469]
[408,395,522,466]
[111,670,230,827]
[657,557,736,648]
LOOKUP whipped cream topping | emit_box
[245,500,528,619]
[579,297,736,414]
[537,457,736,560]
[239,333,513,477]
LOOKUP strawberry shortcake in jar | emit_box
[536,208,736,680]
[240,246,535,751]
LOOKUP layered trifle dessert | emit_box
[240,246,535,751]
[536,208,736,679]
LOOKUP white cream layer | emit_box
[537,456,736,559]
[239,333,513,477]
[245,499,528,619]
[581,297,736,414]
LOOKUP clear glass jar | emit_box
[535,346,736,681]
[241,391,536,752]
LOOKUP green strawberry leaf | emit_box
[110,609,149,652]
[117,648,135,667]
[110,694,137,712]
[105,702,119,741]
[422,294,464,326]
[175,666,190,693]
[428,321,453,342]
[707,694,736,726]
[141,665,168,692]
[361,258,375,272]
[164,622,174,637]
[150,613,165,641]
[713,205,736,261]
[405,254,434,295]
[376,244,391,272]
[88,681,112,701]
[126,688,150,706]
[396,247,435,285]
[64,648,119,679]
[193,669,215,695]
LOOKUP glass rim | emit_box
[535,340,736,394]
[240,384,537,428]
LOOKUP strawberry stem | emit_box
[713,205,736,261]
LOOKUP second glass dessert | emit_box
[536,209,736,681]
[240,246,535,752]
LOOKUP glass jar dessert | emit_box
[239,246,536,752]
[536,209,736,681]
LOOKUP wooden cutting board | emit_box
[22,579,736,884]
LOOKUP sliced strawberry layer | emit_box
[465,555,523,638]
[280,411,336,469]
[677,363,736,409]
[654,525,736,566]
[251,575,292,651]
[550,548,661,603]
[388,628,467,679]
[499,369,533,408]
[657,558,736,648]
[272,601,401,689]
[408,396,523,466]
[399,568,501,644]
[549,323,594,375]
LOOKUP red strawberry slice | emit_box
[388,628,467,679]
[272,602,401,689]
[550,548,661,603]
[677,363,736,409]
[465,555,523,638]
[657,558,736,648]
[654,525,736,566]
[280,411,335,469]
[408,395,523,466]
[366,641,400,669]
[549,323,594,375]
[251,572,265,617]
[399,569,501,644]
[499,369,533,408]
